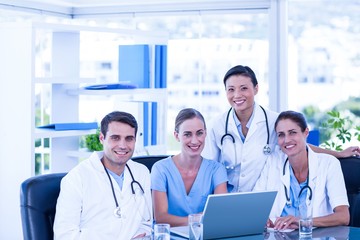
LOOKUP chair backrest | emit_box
[131,155,169,172]
[20,172,67,240]
[339,157,360,227]
[307,129,320,146]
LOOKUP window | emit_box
[132,13,270,151]
[288,0,360,147]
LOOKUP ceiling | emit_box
[0,0,270,18]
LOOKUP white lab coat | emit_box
[253,147,349,219]
[202,103,279,192]
[54,151,153,240]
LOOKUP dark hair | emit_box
[275,110,308,132]
[100,111,138,137]
[174,108,206,133]
[223,65,258,87]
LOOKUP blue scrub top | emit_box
[281,167,309,217]
[151,156,228,217]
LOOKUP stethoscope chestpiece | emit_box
[263,144,272,155]
[114,207,122,218]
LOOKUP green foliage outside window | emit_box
[302,97,360,151]
[321,110,360,151]
[84,128,103,151]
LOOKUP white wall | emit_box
[0,23,34,240]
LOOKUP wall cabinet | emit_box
[0,22,167,239]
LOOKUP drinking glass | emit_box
[299,218,313,236]
[189,213,203,240]
[298,203,313,237]
[153,223,170,240]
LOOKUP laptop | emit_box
[170,191,277,239]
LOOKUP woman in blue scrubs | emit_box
[151,108,228,227]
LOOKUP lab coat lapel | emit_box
[122,165,131,194]
[227,108,240,141]
[90,151,113,184]
[246,104,262,140]
[280,159,290,208]
[307,147,318,207]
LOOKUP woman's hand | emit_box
[272,216,299,230]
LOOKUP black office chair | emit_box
[339,157,360,227]
[20,172,67,240]
[132,155,169,172]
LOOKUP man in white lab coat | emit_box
[54,111,152,240]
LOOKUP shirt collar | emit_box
[232,104,255,129]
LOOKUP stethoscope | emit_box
[282,158,313,207]
[102,162,150,220]
[220,105,271,158]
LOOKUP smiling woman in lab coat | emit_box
[202,65,360,193]
[254,110,349,230]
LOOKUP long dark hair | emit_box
[275,110,308,132]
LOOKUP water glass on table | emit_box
[189,213,203,240]
[298,204,313,237]
[154,223,170,240]
[299,218,313,237]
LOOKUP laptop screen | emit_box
[171,191,277,239]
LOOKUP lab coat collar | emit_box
[89,151,105,172]
[89,151,132,194]
[228,103,260,141]
[227,108,240,139]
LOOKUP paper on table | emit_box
[267,227,295,233]
[267,218,296,232]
